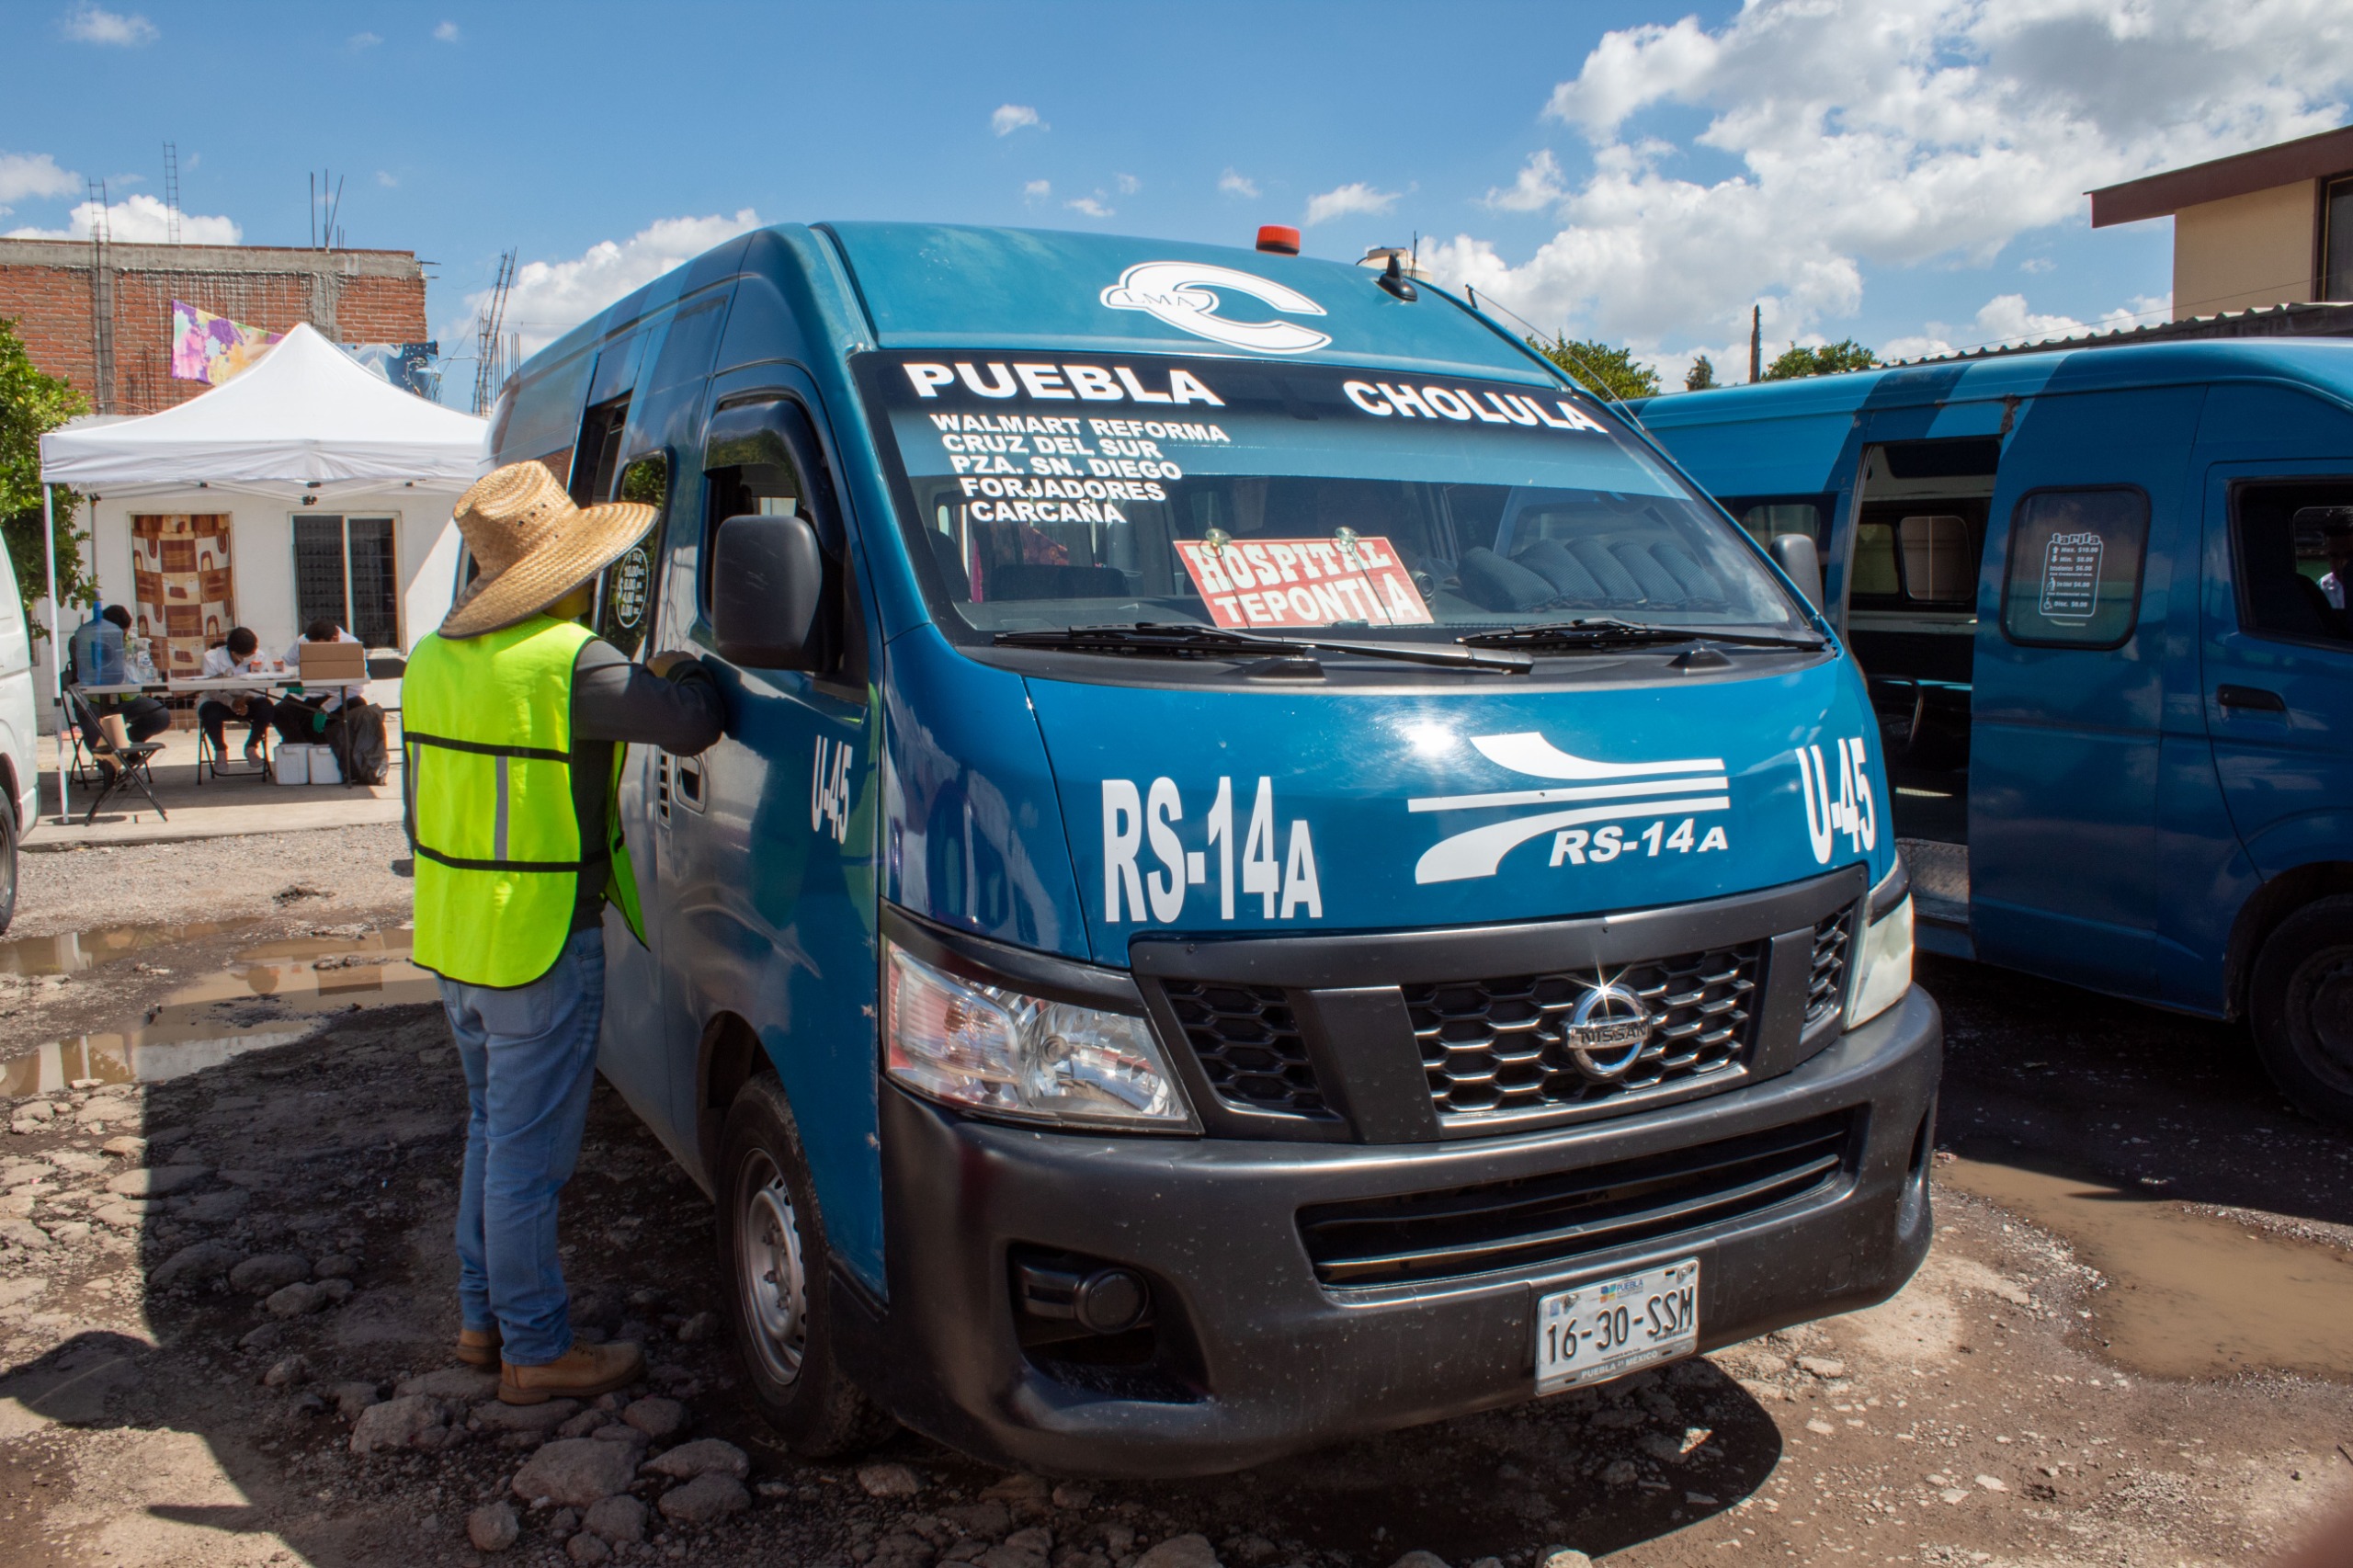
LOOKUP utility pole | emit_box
[1749,304,1762,383]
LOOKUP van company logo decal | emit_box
[1100,262,1332,356]
[1410,733,1731,885]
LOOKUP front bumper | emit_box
[839,983,1940,1478]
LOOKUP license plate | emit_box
[1535,1258,1700,1392]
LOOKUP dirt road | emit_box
[1,836,2349,1567]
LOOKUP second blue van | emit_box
[1634,341,2353,1128]
[480,223,1938,1474]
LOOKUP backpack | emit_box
[329,701,390,787]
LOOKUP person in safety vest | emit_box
[405,460,723,1404]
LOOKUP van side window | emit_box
[2231,483,2353,647]
[1725,496,1829,553]
[2000,487,2150,648]
[595,454,668,658]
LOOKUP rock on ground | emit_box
[104,1164,209,1197]
[467,1501,520,1552]
[640,1437,748,1481]
[585,1493,648,1544]
[512,1437,640,1508]
[394,1367,498,1402]
[566,1535,611,1564]
[348,1394,449,1455]
[472,1396,578,1432]
[150,1239,243,1287]
[656,1471,749,1526]
[1134,1536,1222,1568]
[228,1253,312,1294]
[264,1281,328,1317]
[620,1394,686,1440]
[1538,1552,1595,1568]
[858,1460,922,1497]
[1391,1554,1451,1568]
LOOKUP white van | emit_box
[0,546,37,931]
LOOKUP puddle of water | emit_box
[1941,1154,2353,1381]
[0,917,261,977]
[1,927,437,1096]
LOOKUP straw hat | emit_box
[439,461,654,638]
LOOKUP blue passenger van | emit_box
[1632,342,2353,1128]
[481,223,1938,1475]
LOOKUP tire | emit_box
[2249,894,2353,1129]
[0,792,17,937]
[714,1074,891,1457]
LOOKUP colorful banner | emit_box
[343,340,442,400]
[170,300,282,384]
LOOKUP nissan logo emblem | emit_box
[1562,979,1654,1081]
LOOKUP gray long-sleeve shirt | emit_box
[566,640,726,931]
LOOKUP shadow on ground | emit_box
[0,1003,1788,1566]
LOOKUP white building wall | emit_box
[80,489,458,657]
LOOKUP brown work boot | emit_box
[454,1324,501,1368]
[497,1341,645,1405]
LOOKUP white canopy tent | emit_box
[36,324,488,817]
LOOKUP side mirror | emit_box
[711,513,824,668]
[1770,532,1824,612]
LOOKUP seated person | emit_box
[2321,517,2350,615]
[274,619,368,744]
[71,605,171,744]
[198,628,273,762]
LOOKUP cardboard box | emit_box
[295,642,369,684]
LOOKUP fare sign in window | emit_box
[2003,488,2149,648]
[1174,534,1432,629]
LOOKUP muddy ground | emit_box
[2,838,2351,1568]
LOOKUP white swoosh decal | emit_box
[1472,732,1722,780]
[1410,775,1731,814]
[1415,796,1732,883]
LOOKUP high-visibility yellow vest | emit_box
[404,616,644,988]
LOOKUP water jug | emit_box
[71,610,125,687]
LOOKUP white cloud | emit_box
[61,2,156,44]
[458,210,762,357]
[1303,181,1400,226]
[1219,168,1260,199]
[376,171,399,188]
[2019,256,2055,274]
[348,30,381,50]
[1881,290,2172,361]
[1022,178,1051,202]
[1428,0,2353,355]
[991,104,1043,137]
[1115,172,1141,196]
[1483,149,1567,212]
[1065,196,1114,219]
[6,193,238,244]
[0,152,78,205]
[433,20,459,41]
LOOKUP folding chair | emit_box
[64,685,168,825]
[195,697,273,784]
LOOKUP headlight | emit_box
[1849,860,1914,1028]
[883,942,1195,1130]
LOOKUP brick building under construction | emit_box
[0,236,427,415]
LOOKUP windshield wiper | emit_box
[994,621,1532,673]
[1457,616,1825,653]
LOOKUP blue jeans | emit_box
[442,926,605,1367]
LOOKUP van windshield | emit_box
[857,352,1804,642]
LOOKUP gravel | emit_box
[10,824,413,938]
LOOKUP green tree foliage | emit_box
[1761,338,1881,381]
[1528,335,1661,402]
[1684,355,1717,392]
[0,317,92,638]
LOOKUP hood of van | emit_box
[1021,661,1892,965]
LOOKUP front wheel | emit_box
[714,1075,890,1457]
[0,792,18,936]
[2249,895,2353,1129]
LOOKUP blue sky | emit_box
[6,0,2348,400]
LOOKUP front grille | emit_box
[1404,945,1761,1123]
[1297,1112,1854,1288]
[1807,909,1852,1027]
[1159,980,1327,1116]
